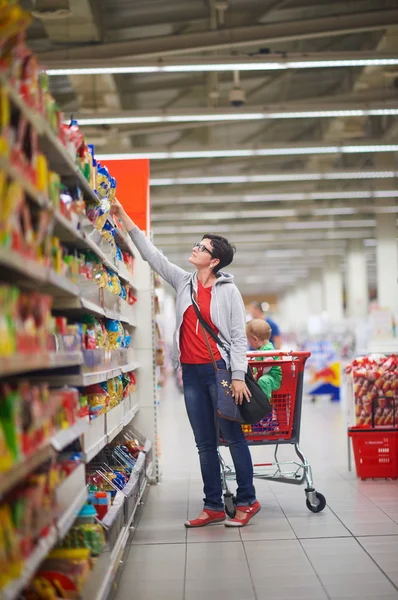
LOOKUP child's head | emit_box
[246,319,272,350]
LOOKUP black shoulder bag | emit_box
[190,281,272,425]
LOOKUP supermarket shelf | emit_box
[0,156,47,209]
[143,439,152,454]
[27,361,139,389]
[57,296,106,319]
[0,73,99,206]
[1,469,88,599]
[0,351,83,379]
[51,418,90,452]
[0,248,79,298]
[0,445,55,500]
[121,361,139,374]
[146,461,154,481]
[1,526,58,600]
[44,361,140,388]
[122,404,140,428]
[0,73,44,134]
[117,260,136,289]
[81,475,148,600]
[84,401,140,461]
[101,491,125,530]
[56,483,88,539]
[106,401,139,442]
[58,296,136,325]
[83,432,108,464]
[106,404,124,443]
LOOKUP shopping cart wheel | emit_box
[224,492,236,518]
[306,492,326,513]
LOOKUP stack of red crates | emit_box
[347,355,398,479]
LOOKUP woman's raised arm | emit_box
[111,199,187,290]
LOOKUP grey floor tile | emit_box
[324,581,398,598]
[120,543,186,580]
[254,583,328,600]
[132,526,187,545]
[186,541,250,580]
[287,515,351,538]
[187,524,241,543]
[327,597,398,600]
[345,521,398,536]
[300,537,398,597]
[116,578,184,600]
[239,517,296,541]
[358,536,398,585]
[185,577,255,600]
[244,538,308,562]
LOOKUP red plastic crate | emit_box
[348,427,398,480]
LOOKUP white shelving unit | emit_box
[0,71,158,600]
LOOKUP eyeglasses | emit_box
[193,242,214,257]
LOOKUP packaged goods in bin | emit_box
[346,355,397,427]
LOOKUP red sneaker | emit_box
[224,501,261,527]
[184,509,226,528]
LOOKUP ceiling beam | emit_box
[38,9,398,62]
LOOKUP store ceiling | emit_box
[23,0,398,295]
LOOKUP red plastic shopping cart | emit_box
[220,351,327,516]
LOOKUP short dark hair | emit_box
[202,234,236,273]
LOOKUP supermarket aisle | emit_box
[116,378,398,600]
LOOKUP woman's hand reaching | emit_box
[110,199,136,231]
[231,380,251,405]
[110,198,125,219]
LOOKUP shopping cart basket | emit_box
[220,351,327,516]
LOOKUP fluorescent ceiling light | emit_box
[74,108,398,127]
[150,170,398,186]
[46,55,398,76]
[152,190,398,206]
[98,144,398,161]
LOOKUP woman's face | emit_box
[189,238,217,270]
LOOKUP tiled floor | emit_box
[116,378,398,600]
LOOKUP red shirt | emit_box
[180,280,222,364]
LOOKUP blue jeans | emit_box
[182,360,256,511]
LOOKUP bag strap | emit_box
[190,280,220,370]
[190,280,228,351]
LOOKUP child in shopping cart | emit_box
[246,319,282,395]
[246,319,282,430]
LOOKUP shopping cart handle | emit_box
[246,350,311,358]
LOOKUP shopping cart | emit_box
[220,350,327,517]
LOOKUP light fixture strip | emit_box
[97,144,398,161]
[150,170,398,186]
[46,57,398,76]
[151,190,398,207]
[74,107,398,127]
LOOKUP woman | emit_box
[111,200,260,528]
